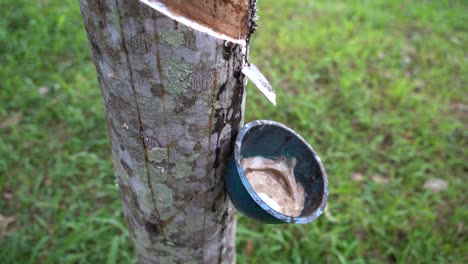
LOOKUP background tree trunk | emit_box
[79,0,251,263]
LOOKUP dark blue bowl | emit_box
[226,120,329,224]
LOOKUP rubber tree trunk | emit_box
[79,0,253,263]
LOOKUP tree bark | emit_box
[79,0,252,263]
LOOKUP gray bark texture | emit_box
[79,0,252,263]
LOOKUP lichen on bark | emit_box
[159,28,185,47]
[162,58,192,96]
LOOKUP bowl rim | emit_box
[234,120,329,224]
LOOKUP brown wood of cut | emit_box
[158,0,250,40]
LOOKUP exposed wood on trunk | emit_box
[143,0,251,41]
[79,0,254,263]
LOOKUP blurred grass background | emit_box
[0,0,466,263]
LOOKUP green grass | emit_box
[0,0,466,263]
